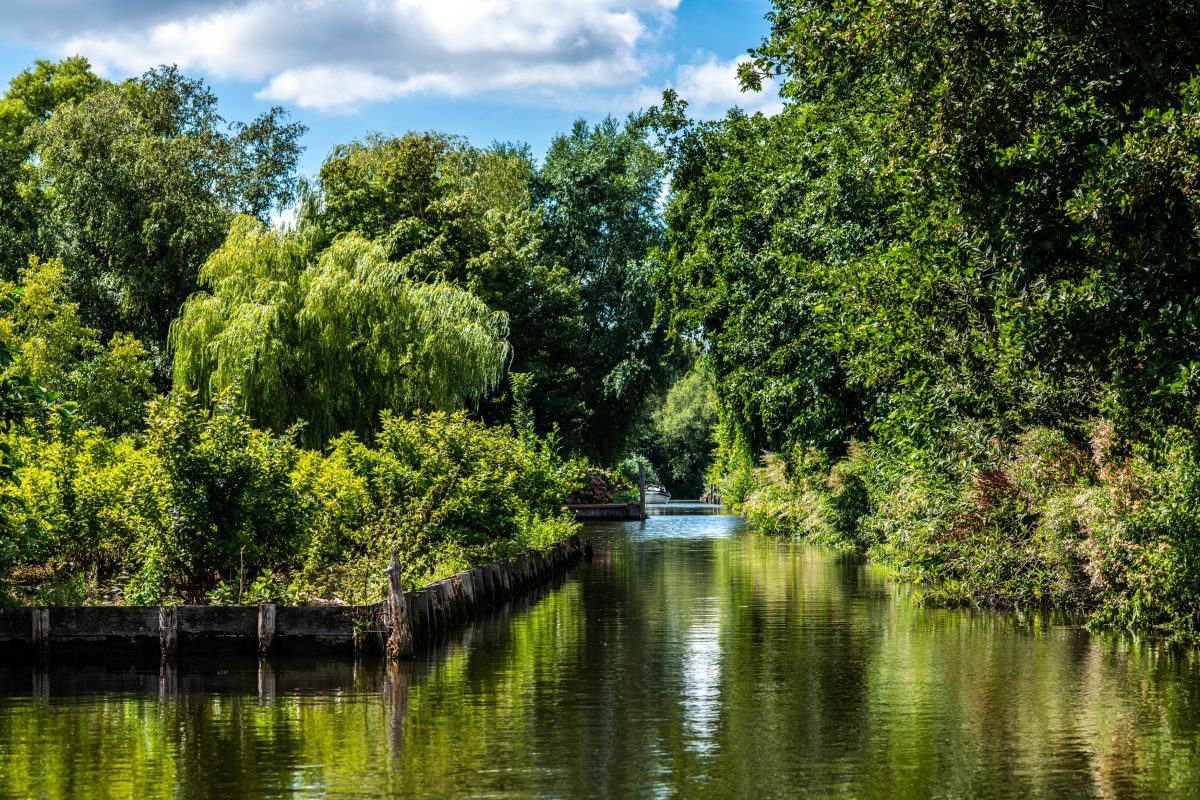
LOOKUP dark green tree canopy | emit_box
[30,65,306,359]
[536,116,674,462]
[0,57,106,278]
[660,0,1200,461]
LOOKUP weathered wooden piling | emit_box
[258,603,276,655]
[159,607,177,657]
[458,572,476,612]
[486,563,501,604]
[32,609,49,657]
[469,568,487,609]
[450,575,468,619]
[385,551,414,659]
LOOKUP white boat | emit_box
[644,484,671,504]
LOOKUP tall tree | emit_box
[660,0,1200,461]
[0,57,106,279]
[537,116,673,462]
[304,132,586,441]
[31,66,306,364]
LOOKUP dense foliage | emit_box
[657,0,1200,637]
[18,63,304,368]
[2,391,577,605]
[0,57,705,605]
[170,218,510,447]
[298,124,679,463]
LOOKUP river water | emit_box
[3,504,1200,799]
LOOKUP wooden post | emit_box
[638,462,646,520]
[450,575,468,618]
[487,563,502,602]
[158,607,177,657]
[499,559,513,596]
[419,589,435,637]
[385,550,414,659]
[514,553,528,588]
[258,603,276,656]
[32,609,49,658]
[406,592,424,638]
[470,568,487,609]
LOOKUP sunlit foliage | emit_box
[171,217,511,447]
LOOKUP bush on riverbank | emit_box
[1,391,579,606]
[733,425,1200,639]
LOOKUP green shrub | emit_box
[4,395,580,606]
[738,423,1200,639]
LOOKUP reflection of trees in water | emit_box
[4,533,1200,798]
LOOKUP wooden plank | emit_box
[46,607,158,639]
[457,572,476,615]
[436,581,458,624]
[469,568,487,609]
[414,590,433,638]
[485,563,501,603]
[0,608,33,640]
[178,606,257,637]
[274,606,353,637]
[32,609,49,654]
[429,586,446,633]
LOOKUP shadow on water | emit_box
[3,503,1200,799]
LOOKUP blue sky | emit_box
[0,0,778,179]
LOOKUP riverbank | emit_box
[0,534,587,661]
[730,425,1200,642]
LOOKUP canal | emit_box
[3,504,1200,798]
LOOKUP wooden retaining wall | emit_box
[0,533,589,662]
[567,502,644,521]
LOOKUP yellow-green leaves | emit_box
[171,217,509,447]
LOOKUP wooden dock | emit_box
[0,533,589,662]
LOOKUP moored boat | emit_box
[644,484,671,504]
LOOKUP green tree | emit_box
[536,116,673,462]
[304,132,587,440]
[170,217,511,446]
[1,257,153,433]
[661,0,1200,457]
[31,66,306,361]
[0,57,106,279]
[653,361,718,497]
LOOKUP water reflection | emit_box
[680,608,721,756]
[2,507,1200,799]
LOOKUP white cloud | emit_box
[653,52,781,119]
[676,53,781,116]
[7,0,682,113]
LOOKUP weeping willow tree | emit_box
[170,216,510,446]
